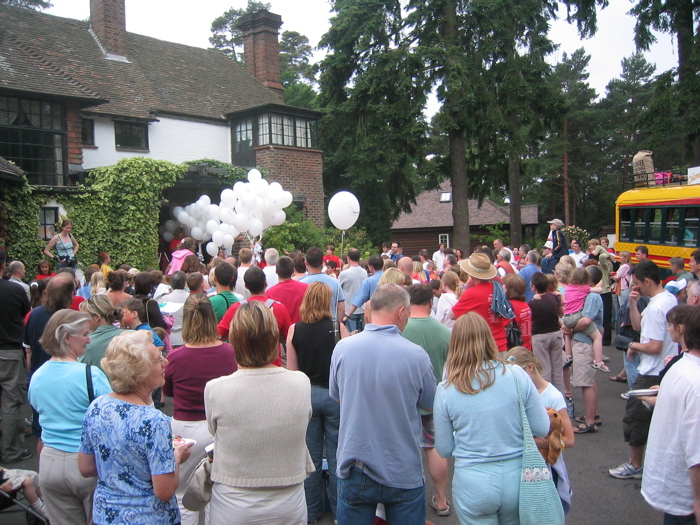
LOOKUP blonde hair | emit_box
[559,255,576,268]
[440,271,463,299]
[382,259,396,270]
[377,267,406,286]
[182,293,219,345]
[300,282,333,324]
[80,294,122,324]
[102,330,154,394]
[619,250,630,263]
[546,274,558,293]
[230,301,279,367]
[90,271,105,295]
[505,346,543,374]
[554,262,573,285]
[412,261,424,275]
[39,310,91,357]
[446,312,504,394]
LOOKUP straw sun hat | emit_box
[459,253,497,281]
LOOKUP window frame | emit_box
[81,118,95,146]
[38,206,59,241]
[439,233,450,247]
[618,205,700,248]
[114,120,149,151]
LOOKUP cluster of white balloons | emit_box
[160,169,293,257]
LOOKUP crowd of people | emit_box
[0,216,698,525]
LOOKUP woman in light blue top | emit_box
[43,219,79,269]
[433,312,550,524]
[28,309,112,525]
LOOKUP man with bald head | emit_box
[398,256,418,283]
[7,261,29,298]
[687,280,700,306]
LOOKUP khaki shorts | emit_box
[571,340,595,387]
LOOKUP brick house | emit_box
[0,1,325,234]
[390,181,539,255]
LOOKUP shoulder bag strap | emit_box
[86,364,95,403]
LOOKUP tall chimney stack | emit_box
[236,11,284,97]
[90,0,128,59]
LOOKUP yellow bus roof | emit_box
[617,185,700,206]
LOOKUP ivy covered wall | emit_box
[0,177,46,274]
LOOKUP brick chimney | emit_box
[236,11,284,97]
[90,0,128,59]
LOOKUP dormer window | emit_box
[440,192,452,203]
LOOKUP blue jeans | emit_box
[624,352,641,389]
[305,385,340,521]
[345,314,364,333]
[337,466,425,525]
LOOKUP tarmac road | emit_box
[2,347,664,524]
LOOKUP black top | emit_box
[529,293,562,335]
[0,278,31,349]
[292,319,337,389]
[551,229,569,259]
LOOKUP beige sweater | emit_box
[204,366,314,487]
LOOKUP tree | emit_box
[209,0,272,61]
[631,0,700,165]
[0,0,51,8]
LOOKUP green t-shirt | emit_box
[79,324,124,371]
[402,316,451,385]
[210,291,239,322]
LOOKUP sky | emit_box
[46,0,677,101]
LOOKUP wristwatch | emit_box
[628,342,635,351]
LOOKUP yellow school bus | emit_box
[616,180,700,269]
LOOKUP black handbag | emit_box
[506,319,523,348]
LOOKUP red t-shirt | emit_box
[217,295,291,367]
[452,281,508,352]
[35,273,55,280]
[71,296,85,311]
[510,299,532,351]
[163,342,237,421]
[266,279,308,324]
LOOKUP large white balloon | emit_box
[254,179,269,197]
[242,193,257,213]
[205,220,219,234]
[247,169,262,183]
[281,191,294,208]
[328,191,361,230]
[269,182,283,195]
[223,234,234,249]
[191,226,204,240]
[206,242,219,257]
[162,231,174,242]
[199,195,211,207]
[207,204,220,221]
[249,218,264,236]
[271,209,286,226]
[233,213,249,233]
[172,206,184,219]
[233,181,248,199]
[220,208,235,225]
[177,211,189,224]
[221,188,237,209]
[164,220,177,233]
[253,197,265,214]
[212,230,225,246]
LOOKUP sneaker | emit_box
[6,449,33,463]
[24,416,33,426]
[621,392,630,400]
[609,460,643,479]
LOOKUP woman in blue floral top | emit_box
[78,330,192,525]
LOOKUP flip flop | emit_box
[574,415,601,426]
[573,422,599,434]
[430,494,451,516]
[609,374,627,383]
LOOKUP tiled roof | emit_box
[391,181,539,230]
[0,6,283,120]
[0,155,25,182]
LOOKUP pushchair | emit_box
[0,485,48,524]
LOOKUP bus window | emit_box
[633,209,648,242]
[620,209,632,241]
[649,209,663,243]
[666,208,680,245]
[685,208,699,247]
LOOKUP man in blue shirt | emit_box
[342,255,383,323]
[519,250,542,302]
[300,247,345,321]
[330,284,436,525]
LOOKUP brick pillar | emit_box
[90,0,127,57]
[236,11,284,98]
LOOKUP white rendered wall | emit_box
[82,116,231,169]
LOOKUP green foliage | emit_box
[209,0,271,61]
[562,225,590,246]
[325,228,375,260]
[262,207,324,255]
[0,0,52,9]
[0,178,46,273]
[471,223,510,246]
[63,157,186,270]
[187,159,250,186]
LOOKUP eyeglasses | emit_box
[151,356,167,365]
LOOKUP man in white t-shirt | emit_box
[432,243,446,272]
[609,260,678,480]
[569,239,587,268]
[641,307,700,523]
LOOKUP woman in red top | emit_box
[163,293,237,523]
[503,274,532,350]
[35,260,55,280]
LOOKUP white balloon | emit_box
[228,226,240,238]
[172,206,184,220]
[220,208,236,225]
[271,209,286,226]
[281,191,294,208]
[177,211,189,224]
[207,204,220,221]
[271,192,285,209]
[247,168,262,183]
[223,234,234,249]
[162,231,174,242]
[199,194,211,207]
[249,218,264,236]
[195,200,206,214]
[188,217,199,229]
[233,181,247,199]
[220,188,237,208]
[202,231,212,242]
[242,193,257,213]
[253,197,265,214]
[191,226,204,240]
[234,200,246,214]
[164,220,177,233]
[212,230,225,246]
[206,242,218,257]
[217,224,230,236]
[206,220,219,234]
[254,179,269,197]
[233,213,249,233]
[328,191,361,230]
[269,182,283,195]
